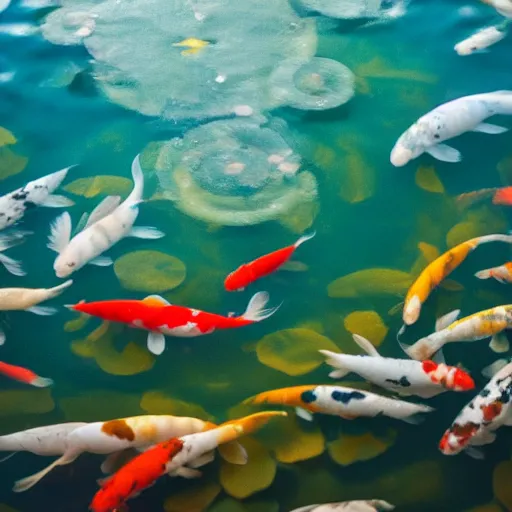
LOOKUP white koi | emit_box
[390,91,512,166]
[455,25,507,55]
[290,500,395,512]
[48,154,164,278]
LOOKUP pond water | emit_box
[0,0,512,511]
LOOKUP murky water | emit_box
[1,0,512,511]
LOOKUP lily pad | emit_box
[0,147,28,180]
[328,268,413,298]
[0,388,54,417]
[63,175,132,198]
[343,311,388,347]
[0,126,16,147]
[220,437,276,499]
[256,328,340,376]
[114,250,186,293]
[164,482,222,512]
[327,429,397,466]
[415,166,445,194]
[140,391,212,421]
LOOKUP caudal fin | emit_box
[46,279,73,300]
[0,233,27,276]
[400,404,435,425]
[318,350,350,379]
[475,268,493,280]
[127,153,144,204]
[241,292,280,322]
[294,231,316,248]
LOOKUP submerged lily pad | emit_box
[493,461,512,511]
[140,391,212,421]
[164,482,222,512]
[327,429,397,466]
[343,311,388,347]
[114,250,186,293]
[63,175,132,198]
[415,166,445,194]
[0,388,54,417]
[328,268,413,298]
[0,147,28,180]
[256,328,340,376]
[0,126,16,147]
[220,437,276,499]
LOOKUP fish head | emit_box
[224,266,250,292]
[402,295,421,325]
[454,40,478,56]
[89,480,124,512]
[54,249,81,278]
[438,430,460,455]
[390,123,430,167]
[452,368,476,391]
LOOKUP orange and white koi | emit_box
[89,412,286,512]
[401,306,512,361]
[290,500,395,512]
[401,234,512,330]
[68,291,279,356]
[320,334,474,399]
[0,361,53,388]
[224,232,315,291]
[439,359,512,458]
[9,414,248,492]
[245,385,433,423]
[476,262,512,283]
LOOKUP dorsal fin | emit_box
[142,295,171,307]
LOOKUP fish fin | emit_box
[74,212,89,235]
[142,295,170,307]
[295,407,314,422]
[435,309,460,332]
[401,413,428,425]
[289,506,318,512]
[188,451,215,469]
[30,376,53,388]
[398,339,412,357]
[489,332,509,353]
[0,329,5,345]
[100,451,125,474]
[328,370,349,379]
[439,279,464,291]
[280,260,308,272]
[128,226,165,239]
[39,194,74,208]
[47,212,72,254]
[47,279,73,299]
[88,256,113,267]
[397,324,407,340]
[471,431,497,446]
[294,231,316,248]
[96,475,113,487]
[171,467,202,479]
[388,301,404,316]
[241,291,280,322]
[465,447,485,460]
[13,451,80,492]
[503,411,512,426]
[0,452,16,463]
[85,196,121,228]
[472,122,509,134]
[432,348,446,365]
[475,268,493,280]
[319,349,350,379]
[218,441,248,465]
[426,144,462,163]
[351,333,381,357]
[482,359,508,379]
[26,306,58,316]
[147,331,165,355]
[0,253,25,276]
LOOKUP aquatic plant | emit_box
[143,116,318,228]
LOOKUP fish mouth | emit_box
[390,145,413,167]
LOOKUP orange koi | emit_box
[0,361,52,388]
[401,234,512,329]
[224,232,315,291]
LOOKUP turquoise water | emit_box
[1,0,512,510]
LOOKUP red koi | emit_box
[90,438,184,512]
[421,360,474,391]
[224,232,315,291]
[493,186,512,206]
[0,361,53,388]
[68,292,279,355]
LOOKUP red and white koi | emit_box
[8,414,248,492]
[475,261,512,283]
[400,306,512,361]
[0,279,72,343]
[245,385,434,423]
[224,232,315,291]
[439,359,512,458]
[89,412,286,512]
[290,500,395,512]
[0,361,53,388]
[321,334,474,399]
[68,291,279,355]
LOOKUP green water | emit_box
[1,0,512,510]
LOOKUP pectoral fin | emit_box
[88,256,113,267]
[147,331,165,355]
[489,332,509,353]
[40,194,74,208]
[128,226,165,239]
[471,431,496,446]
[465,446,485,460]
[171,467,202,479]
[26,306,58,316]
[218,441,248,465]
[48,212,72,254]
[295,407,314,422]
[426,144,462,163]
[472,123,509,135]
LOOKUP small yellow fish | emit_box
[172,38,210,56]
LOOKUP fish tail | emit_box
[30,376,54,388]
[399,336,442,361]
[0,252,25,277]
[475,268,493,280]
[241,291,280,322]
[493,187,512,206]
[46,279,73,299]
[474,233,512,245]
[294,231,316,248]
[127,153,144,203]
[222,411,287,437]
[318,350,351,379]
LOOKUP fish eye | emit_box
[67,262,76,267]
